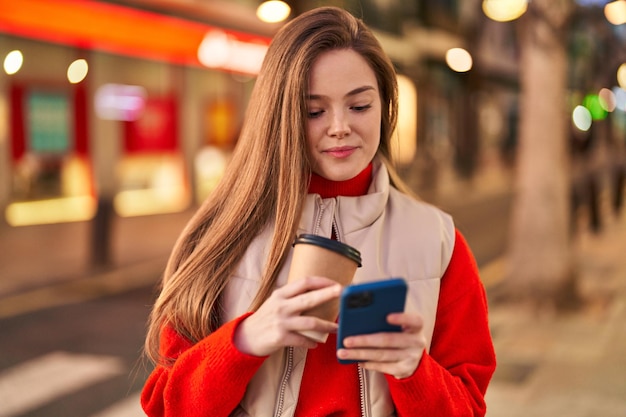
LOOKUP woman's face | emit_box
[305,48,382,181]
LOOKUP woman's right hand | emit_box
[233,276,342,357]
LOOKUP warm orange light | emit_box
[482,0,528,22]
[67,59,88,84]
[114,154,190,217]
[392,75,418,165]
[3,50,23,75]
[0,0,271,70]
[618,63,626,89]
[197,30,268,75]
[605,1,626,25]
[445,48,473,72]
[5,197,97,226]
[257,1,291,23]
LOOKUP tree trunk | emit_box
[502,0,579,308]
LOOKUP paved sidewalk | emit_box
[0,208,194,298]
[485,212,626,417]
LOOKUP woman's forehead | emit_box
[307,49,378,95]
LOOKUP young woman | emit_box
[142,6,495,417]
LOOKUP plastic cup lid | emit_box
[294,233,362,267]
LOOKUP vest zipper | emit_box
[313,197,342,242]
[313,198,325,236]
[274,346,294,417]
[331,201,341,242]
[358,365,368,416]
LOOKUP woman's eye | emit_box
[352,104,372,112]
[308,110,324,118]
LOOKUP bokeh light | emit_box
[605,1,626,25]
[256,1,291,23]
[67,59,88,83]
[392,75,418,165]
[618,63,626,89]
[614,86,626,111]
[584,94,608,120]
[3,50,23,75]
[598,88,617,111]
[482,0,528,22]
[197,30,268,75]
[445,48,473,72]
[95,83,147,121]
[573,105,593,131]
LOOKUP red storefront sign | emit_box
[123,96,178,154]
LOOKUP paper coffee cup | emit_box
[288,234,362,342]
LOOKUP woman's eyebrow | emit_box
[307,85,376,100]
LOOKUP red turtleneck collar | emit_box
[308,163,373,199]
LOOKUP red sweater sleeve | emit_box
[387,229,496,417]
[141,313,267,417]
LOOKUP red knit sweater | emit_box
[141,166,496,416]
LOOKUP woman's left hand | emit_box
[336,312,426,379]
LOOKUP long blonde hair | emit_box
[145,6,403,365]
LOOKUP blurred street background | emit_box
[1,0,625,416]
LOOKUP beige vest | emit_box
[222,160,455,417]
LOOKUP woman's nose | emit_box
[328,110,351,138]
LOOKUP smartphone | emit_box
[336,278,407,364]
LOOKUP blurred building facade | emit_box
[0,0,623,234]
[0,0,517,231]
[0,0,273,229]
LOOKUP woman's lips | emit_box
[324,146,357,158]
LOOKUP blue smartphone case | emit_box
[336,278,407,364]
